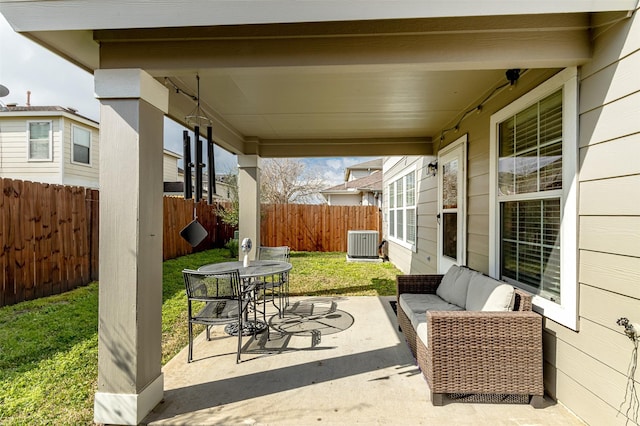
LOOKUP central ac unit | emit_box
[347,230,379,258]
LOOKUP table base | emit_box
[224,320,268,336]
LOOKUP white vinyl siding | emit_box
[27,120,52,161]
[490,67,578,330]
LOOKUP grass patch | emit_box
[0,249,399,424]
[289,251,398,296]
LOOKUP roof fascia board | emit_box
[0,110,98,127]
[1,1,637,32]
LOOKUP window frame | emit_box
[388,166,417,251]
[27,120,53,162]
[71,124,92,166]
[489,67,578,330]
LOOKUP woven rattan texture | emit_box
[396,273,544,404]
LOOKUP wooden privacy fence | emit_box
[0,178,99,308]
[163,197,235,260]
[260,204,382,252]
[0,178,234,307]
[0,177,381,307]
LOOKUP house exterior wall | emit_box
[348,169,374,181]
[383,155,436,275]
[325,193,361,206]
[385,10,639,424]
[162,153,179,181]
[361,191,380,207]
[62,118,100,188]
[0,114,99,188]
[543,9,640,425]
[0,116,63,183]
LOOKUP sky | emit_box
[0,14,374,186]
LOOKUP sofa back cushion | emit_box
[437,265,477,308]
[465,274,515,312]
[435,265,460,305]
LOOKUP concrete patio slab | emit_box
[143,296,584,425]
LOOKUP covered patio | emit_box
[2,1,638,424]
[144,296,583,425]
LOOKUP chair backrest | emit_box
[182,269,241,300]
[257,246,290,262]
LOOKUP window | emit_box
[28,121,52,161]
[490,67,578,330]
[388,169,416,248]
[72,125,91,165]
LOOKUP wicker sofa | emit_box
[396,265,544,407]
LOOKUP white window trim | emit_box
[437,134,467,272]
[387,165,417,252]
[27,120,53,162]
[489,67,578,330]
[71,124,92,166]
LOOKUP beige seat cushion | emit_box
[399,293,463,329]
[465,274,515,312]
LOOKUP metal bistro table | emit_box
[198,260,292,336]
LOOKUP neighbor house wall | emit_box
[0,116,63,184]
[163,151,179,182]
[0,114,99,188]
[325,193,361,206]
[62,117,100,188]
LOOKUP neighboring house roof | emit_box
[163,149,182,159]
[344,158,382,181]
[0,105,98,125]
[322,170,382,194]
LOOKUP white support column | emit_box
[93,69,168,425]
[238,154,262,259]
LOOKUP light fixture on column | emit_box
[427,160,438,177]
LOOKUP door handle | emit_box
[436,213,441,224]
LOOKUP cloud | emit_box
[0,15,99,121]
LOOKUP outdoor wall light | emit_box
[427,161,438,177]
[506,68,521,87]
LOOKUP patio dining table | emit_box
[198,260,292,335]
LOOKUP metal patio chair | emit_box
[255,246,291,317]
[182,268,249,363]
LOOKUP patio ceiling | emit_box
[3,2,634,157]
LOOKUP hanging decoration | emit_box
[184,74,216,203]
[169,74,219,246]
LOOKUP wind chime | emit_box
[179,74,218,247]
[183,74,217,204]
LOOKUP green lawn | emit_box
[0,249,400,425]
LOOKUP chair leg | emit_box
[237,317,242,363]
[187,322,193,363]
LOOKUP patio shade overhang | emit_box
[2,1,636,158]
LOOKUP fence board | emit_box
[260,203,381,252]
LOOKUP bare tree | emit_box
[261,158,326,204]
[217,172,239,226]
